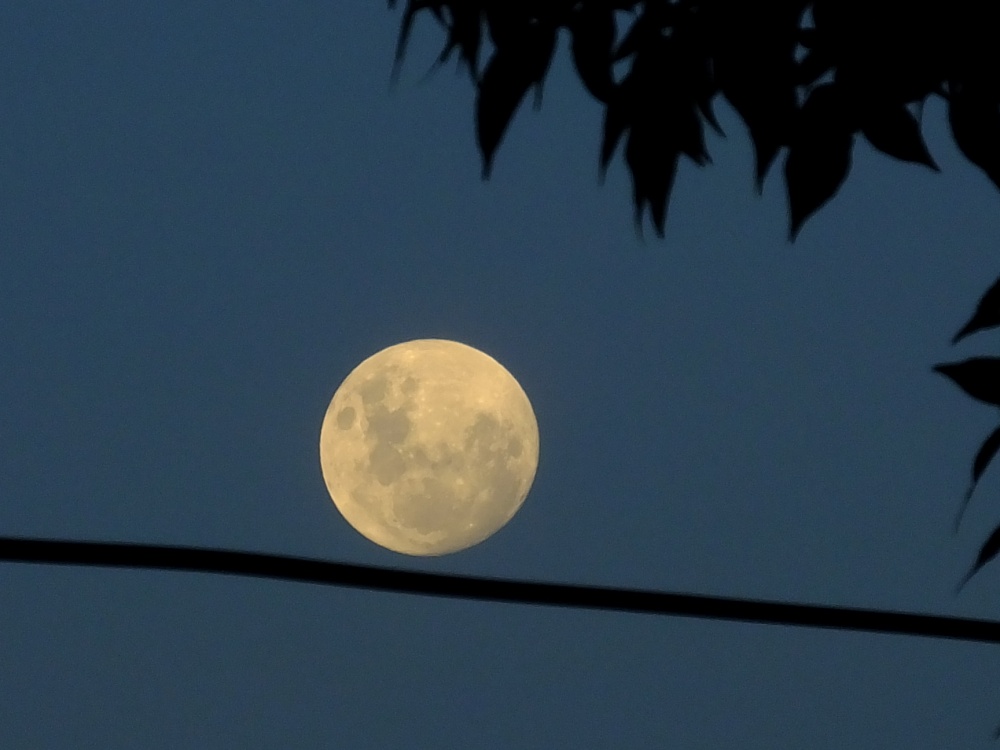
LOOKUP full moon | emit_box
[319,339,539,555]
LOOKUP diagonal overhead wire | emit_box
[2,535,998,645]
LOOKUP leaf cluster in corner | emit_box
[389,0,1000,239]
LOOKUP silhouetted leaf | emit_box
[625,119,679,237]
[599,36,656,181]
[622,96,706,236]
[390,0,446,83]
[439,5,484,79]
[860,101,939,170]
[971,426,1000,488]
[484,3,528,50]
[391,1,486,84]
[697,99,724,138]
[475,23,556,178]
[599,89,630,182]
[611,30,712,234]
[957,522,1000,592]
[706,0,800,190]
[950,86,1000,192]
[678,110,711,167]
[671,8,723,137]
[568,1,616,103]
[952,273,1000,344]
[651,31,714,165]
[955,424,1000,532]
[784,83,854,240]
[613,3,677,63]
[730,81,797,191]
[934,358,1000,407]
[795,48,834,86]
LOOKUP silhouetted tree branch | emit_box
[388,0,1000,588]
[389,0,998,238]
[2,535,1000,644]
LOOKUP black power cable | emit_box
[2,536,997,644]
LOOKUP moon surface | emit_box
[319,339,539,555]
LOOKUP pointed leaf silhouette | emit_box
[706,0,800,191]
[698,99,724,138]
[952,273,1000,344]
[949,86,1000,192]
[390,0,445,83]
[392,1,487,87]
[625,122,679,237]
[784,83,854,240]
[670,10,722,137]
[933,358,1000,407]
[861,101,939,170]
[599,92,630,182]
[794,48,834,86]
[475,24,556,178]
[613,3,677,63]
[678,110,711,167]
[390,0,420,78]
[955,424,1000,532]
[622,96,705,236]
[568,1,616,103]
[613,30,711,235]
[599,34,663,182]
[728,82,797,192]
[957,522,1000,592]
[484,3,529,51]
[438,5,484,79]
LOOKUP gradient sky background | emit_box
[2,3,1000,747]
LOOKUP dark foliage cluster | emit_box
[388,0,1000,587]
[388,0,999,238]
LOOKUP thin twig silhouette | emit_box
[2,536,997,644]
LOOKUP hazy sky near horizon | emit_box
[2,3,1000,747]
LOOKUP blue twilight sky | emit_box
[2,3,1000,747]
